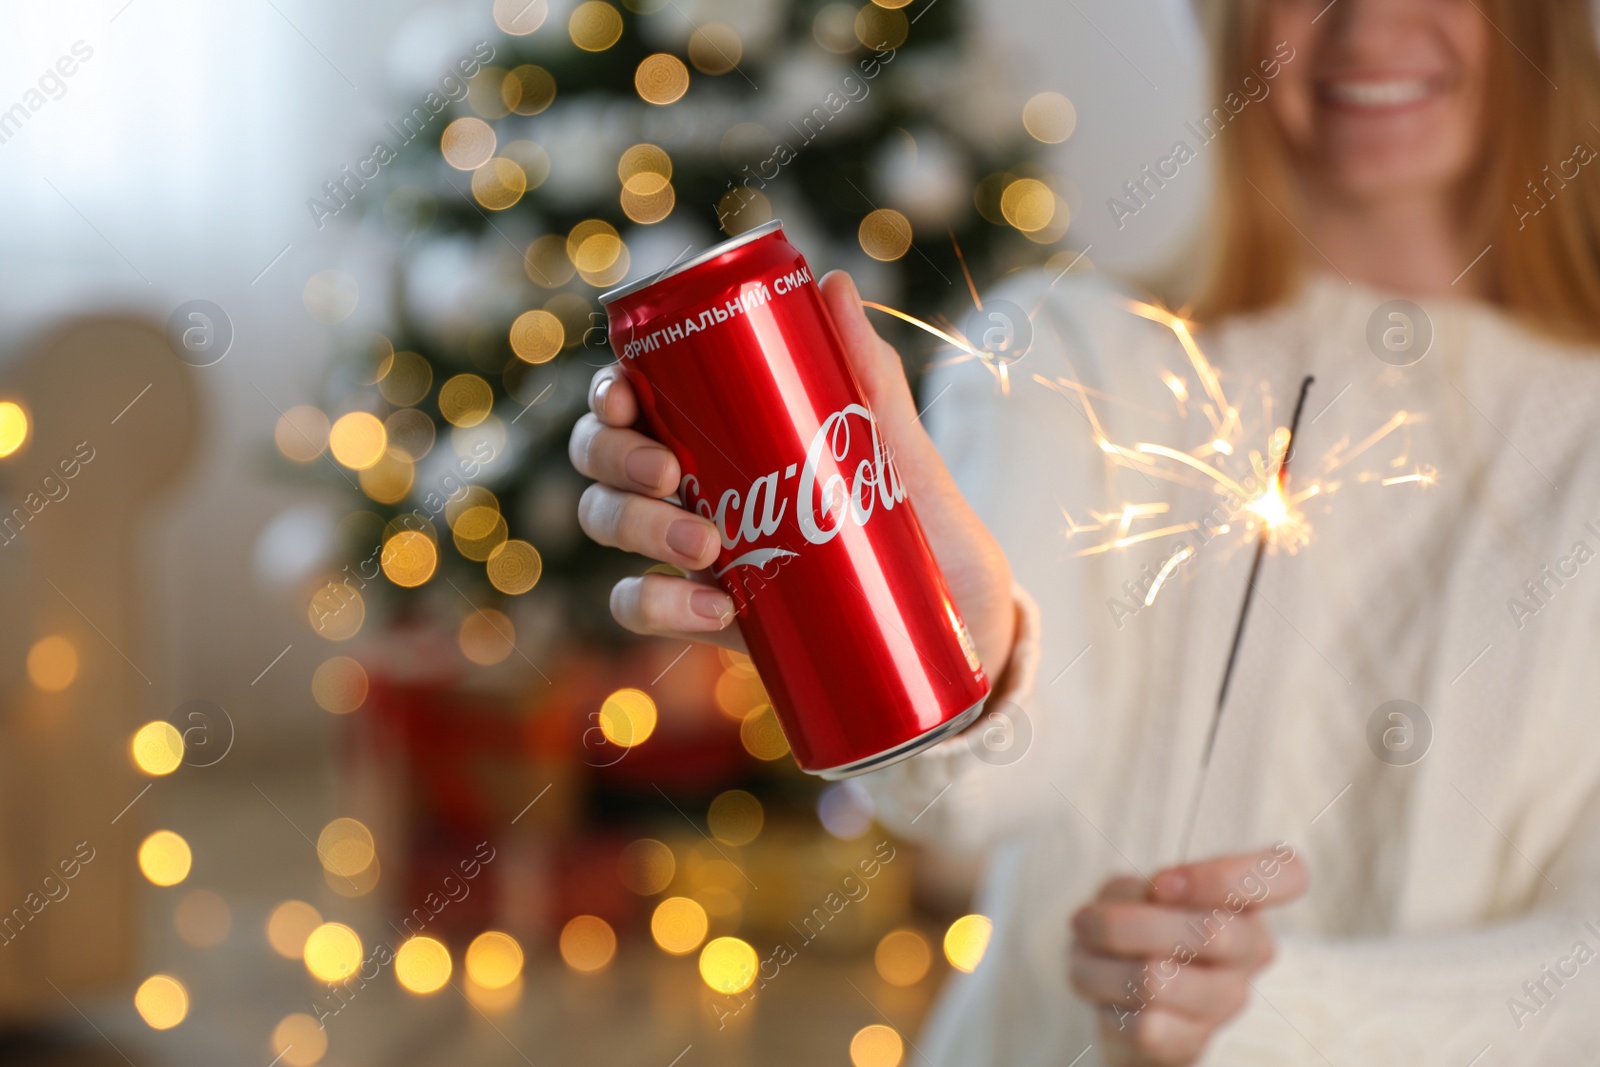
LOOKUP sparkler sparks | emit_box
[860,247,1434,610]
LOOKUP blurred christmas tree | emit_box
[302,0,1063,647]
[275,0,1077,964]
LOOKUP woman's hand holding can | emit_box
[569,268,1018,678]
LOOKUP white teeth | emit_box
[1324,79,1431,108]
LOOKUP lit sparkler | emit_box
[1175,372,1314,862]
[865,285,1429,589]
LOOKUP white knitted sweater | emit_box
[862,270,1600,1066]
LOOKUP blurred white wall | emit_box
[0,0,488,751]
[0,0,1211,755]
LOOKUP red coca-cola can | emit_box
[600,220,990,777]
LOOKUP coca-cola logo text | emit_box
[682,403,906,577]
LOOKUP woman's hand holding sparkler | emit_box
[570,269,1019,678]
[1069,846,1309,1067]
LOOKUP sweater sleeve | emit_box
[1206,925,1600,1065]
[1208,873,1600,1065]
[859,579,1044,849]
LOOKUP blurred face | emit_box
[1263,0,1492,204]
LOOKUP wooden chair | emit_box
[0,314,200,1021]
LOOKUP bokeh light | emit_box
[859,209,913,261]
[525,234,577,287]
[850,1024,905,1067]
[384,408,435,462]
[173,888,231,948]
[578,246,630,287]
[27,635,78,692]
[328,412,387,470]
[509,309,564,364]
[619,143,671,187]
[395,935,453,994]
[651,896,709,955]
[1023,91,1077,143]
[559,915,618,973]
[311,656,369,714]
[487,539,543,594]
[874,928,931,986]
[0,401,29,457]
[439,374,495,428]
[377,351,432,406]
[381,530,438,588]
[493,0,547,34]
[1000,178,1055,232]
[707,790,763,846]
[714,662,767,719]
[598,688,657,748]
[303,922,363,982]
[138,830,192,887]
[441,117,496,170]
[618,838,676,895]
[445,486,499,527]
[466,931,524,989]
[131,720,185,776]
[698,936,757,994]
[622,180,675,224]
[618,144,675,223]
[471,157,527,211]
[740,704,790,761]
[943,914,993,973]
[458,609,517,666]
[133,975,188,1030]
[270,1013,327,1067]
[274,405,330,462]
[308,583,365,641]
[358,449,415,505]
[636,53,689,105]
[316,817,376,879]
[813,2,858,52]
[567,218,623,275]
[718,187,772,235]
[569,1,623,50]
[503,64,557,114]
[688,24,743,75]
[266,900,322,959]
[855,5,908,48]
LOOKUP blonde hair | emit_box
[1190,0,1600,346]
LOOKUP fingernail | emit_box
[666,519,713,562]
[690,588,733,623]
[1153,871,1188,903]
[625,448,670,490]
[594,375,613,415]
